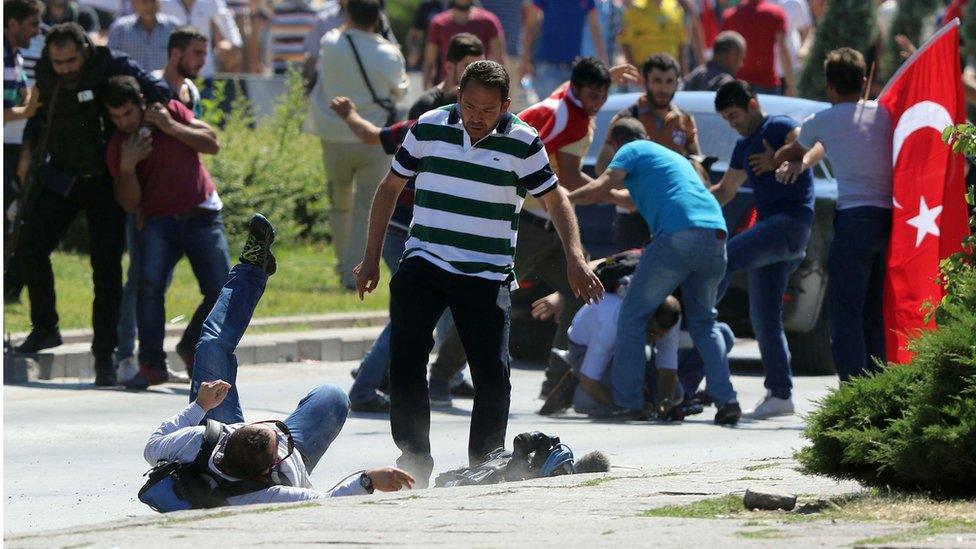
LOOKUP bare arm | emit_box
[355,171,409,299]
[422,41,439,89]
[114,132,153,213]
[3,87,40,123]
[587,8,608,64]
[776,31,794,96]
[331,96,382,146]
[710,167,747,206]
[488,37,507,65]
[567,168,625,205]
[520,4,541,77]
[145,104,220,155]
[775,142,824,184]
[579,375,613,405]
[406,28,425,68]
[554,151,592,192]
[539,186,604,303]
[963,65,976,106]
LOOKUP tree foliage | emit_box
[798,0,877,100]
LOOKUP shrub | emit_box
[202,71,330,247]
[881,0,943,80]
[798,0,877,100]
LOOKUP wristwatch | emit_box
[359,472,374,494]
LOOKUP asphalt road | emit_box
[3,346,838,535]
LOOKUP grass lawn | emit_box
[3,244,390,334]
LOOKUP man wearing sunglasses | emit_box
[144,214,415,504]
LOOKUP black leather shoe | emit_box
[15,329,63,354]
[351,394,390,413]
[714,401,742,426]
[94,358,117,387]
[239,213,277,275]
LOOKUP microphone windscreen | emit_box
[575,450,611,473]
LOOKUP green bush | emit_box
[882,0,943,80]
[202,72,330,247]
[798,0,877,100]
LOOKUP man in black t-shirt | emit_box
[407,32,484,119]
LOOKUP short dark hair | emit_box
[712,31,746,57]
[642,53,680,80]
[347,0,380,28]
[824,47,866,95]
[168,25,207,55]
[45,22,87,52]
[651,296,681,331]
[222,425,276,479]
[4,0,42,26]
[570,56,611,90]
[608,117,647,146]
[103,75,143,107]
[714,79,756,111]
[445,32,484,64]
[459,60,510,101]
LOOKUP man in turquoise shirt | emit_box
[569,117,740,425]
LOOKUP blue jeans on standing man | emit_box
[189,263,350,469]
[612,228,737,411]
[137,210,231,369]
[828,206,891,381]
[718,211,811,400]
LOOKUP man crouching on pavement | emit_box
[144,214,414,504]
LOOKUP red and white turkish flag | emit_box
[878,19,968,364]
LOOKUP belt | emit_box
[171,207,213,221]
[520,211,553,231]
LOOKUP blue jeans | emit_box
[136,211,231,368]
[828,207,891,381]
[533,61,573,99]
[720,212,810,400]
[677,322,735,397]
[189,263,349,470]
[612,228,736,410]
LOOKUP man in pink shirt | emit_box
[104,75,231,390]
[721,0,794,96]
[422,0,505,88]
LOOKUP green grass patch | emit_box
[735,528,789,539]
[641,494,744,519]
[574,476,618,488]
[742,463,779,472]
[855,518,976,546]
[735,477,763,481]
[3,245,390,333]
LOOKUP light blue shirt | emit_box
[608,140,727,236]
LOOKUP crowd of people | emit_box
[3,0,974,505]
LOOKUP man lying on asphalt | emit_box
[143,214,414,504]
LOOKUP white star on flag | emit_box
[905,196,943,247]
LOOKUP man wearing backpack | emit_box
[142,214,414,510]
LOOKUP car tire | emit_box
[787,305,836,376]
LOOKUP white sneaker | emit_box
[116,357,140,384]
[749,391,795,420]
[166,367,191,384]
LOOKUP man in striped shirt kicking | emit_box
[355,60,603,487]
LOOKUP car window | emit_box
[688,111,738,166]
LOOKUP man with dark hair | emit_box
[160,0,242,80]
[43,0,100,35]
[771,47,892,383]
[159,26,206,114]
[709,79,813,420]
[408,32,484,120]
[3,0,43,302]
[569,116,739,424]
[306,0,407,290]
[107,0,181,73]
[598,52,701,251]
[484,56,635,410]
[12,22,170,386]
[144,216,415,506]
[102,74,229,389]
[356,59,603,485]
[684,30,746,92]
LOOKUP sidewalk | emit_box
[7,458,969,548]
[4,312,388,384]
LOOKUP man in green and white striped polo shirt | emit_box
[355,60,603,486]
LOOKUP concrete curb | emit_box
[5,311,388,346]
[3,325,385,384]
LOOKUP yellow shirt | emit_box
[620,0,686,65]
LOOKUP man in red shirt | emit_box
[721,0,795,96]
[422,0,505,88]
[104,75,231,389]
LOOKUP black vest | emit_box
[35,43,113,177]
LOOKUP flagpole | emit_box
[879,18,961,99]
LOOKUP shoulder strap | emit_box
[345,33,383,106]
[191,419,223,474]
[628,104,639,118]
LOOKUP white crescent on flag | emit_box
[890,100,955,166]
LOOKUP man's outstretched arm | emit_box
[143,380,230,465]
[539,186,604,304]
[355,170,409,299]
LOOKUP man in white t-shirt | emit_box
[773,0,811,82]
